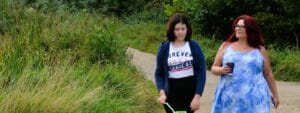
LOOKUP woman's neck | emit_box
[172,40,186,48]
[233,39,253,51]
[236,38,249,47]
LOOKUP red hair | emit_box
[226,15,265,48]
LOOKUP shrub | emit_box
[84,25,127,64]
[163,0,300,49]
[269,49,300,81]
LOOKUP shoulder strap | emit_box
[218,41,232,59]
[222,41,231,49]
[258,46,268,61]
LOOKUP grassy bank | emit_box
[0,62,160,113]
[0,1,162,112]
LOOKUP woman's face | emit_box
[235,19,247,39]
[174,22,187,41]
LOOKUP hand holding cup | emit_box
[225,62,234,75]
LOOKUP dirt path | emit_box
[127,47,300,113]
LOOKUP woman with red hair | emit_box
[210,15,279,113]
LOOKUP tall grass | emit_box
[0,60,161,113]
[120,22,166,53]
[0,0,162,112]
[269,49,300,81]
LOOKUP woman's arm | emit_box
[194,42,206,95]
[190,41,206,111]
[211,42,228,75]
[155,43,167,104]
[155,45,165,92]
[260,46,280,108]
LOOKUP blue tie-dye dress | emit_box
[211,45,271,113]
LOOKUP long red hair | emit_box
[226,15,265,48]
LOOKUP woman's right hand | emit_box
[158,90,167,104]
[220,66,232,75]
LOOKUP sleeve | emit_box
[194,42,206,95]
[154,45,165,92]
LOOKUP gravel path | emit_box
[127,47,300,113]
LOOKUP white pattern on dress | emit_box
[211,45,271,113]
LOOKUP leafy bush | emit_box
[255,13,299,49]
[163,0,300,49]
[120,22,165,53]
[269,49,300,81]
[84,25,127,64]
[21,0,165,17]
[195,36,221,70]
[122,9,167,24]
[275,62,300,82]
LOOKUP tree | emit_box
[164,0,300,49]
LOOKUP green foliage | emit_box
[0,1,162,112]
[276,0,300,17]
[269,49,300,81]
[163,0,300,49]
[122,9,167,24]
[275,61,300,82]
[164,0,192,16]
[21,0,164,17]
[194,35,221,69]
[255,13,298,49]
[84,26,127,64]
[0,61,161,113]
[1,41,26,83]
[120,22,166,53]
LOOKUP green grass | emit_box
[0,1,162,112]
[269,49,300,82]
[119,22,166,54]
[0,61,161,113]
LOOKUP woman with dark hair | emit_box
[211,15,280,113]
[155,13,206,113]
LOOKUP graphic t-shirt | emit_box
[168,42,194,79]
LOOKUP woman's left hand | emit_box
[190,94,201,111]
[272,96,280,109]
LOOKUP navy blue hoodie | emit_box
[155,40,206,95]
